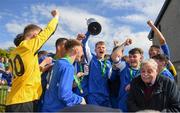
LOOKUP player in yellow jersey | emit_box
[5,9,59,112]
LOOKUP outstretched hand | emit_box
[77,72,85,78]
[125,38,132,46]
[113,40,121,47]
[51,9,60,18]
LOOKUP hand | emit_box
[76,33,86,41]
[147,20,154,27]
[0,80,6,85]
[125,84,131,92]
[76,72,85,78]
[125,38,132,46]
[113,40,121,47]
[80,97,86,105]
[39,57,53,71]
[42,63,53,72]
[51,9,60,18]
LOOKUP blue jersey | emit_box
[161,43,176,77]
[41,59,83,112]
[37,53,56,111]
[1,72,12,86]
[88,55,112,95]
[111,60,140,112]
[82,32,112,107]
[38,53,56,90]
[160,68,174,80]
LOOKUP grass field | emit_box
[0,85,8,112]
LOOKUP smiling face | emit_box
[149,46,161,58]
[141,59,158,84]
[128,48,143,69]
[129,53,142,68]
[154,59,166,72]
[95,41,106,59]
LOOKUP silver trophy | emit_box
[87,18,102,35]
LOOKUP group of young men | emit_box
[5,9,180,112]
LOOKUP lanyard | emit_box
[99,59,107,77]
[79,63,83,72]
[63,55,73,64]
[73,74,83,93]
[63,55,83,93]
[78,62,84,81]
[53,55,59,60]
[129,68,140,81]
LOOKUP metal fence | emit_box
[0,85,8,112]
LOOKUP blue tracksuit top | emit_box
[41,58,83,112]
[111,60,140,112]
[1,72,12,86]
[82,32,112,106]
[160,68,174,80]
[38,53,56,111]
[160,44,175,77]
[88,55,111,96]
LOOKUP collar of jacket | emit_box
[136,75,163,95]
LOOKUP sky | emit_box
[0,0,165,59]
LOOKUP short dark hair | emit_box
[64,39,82,51]
[23,24,42,38]
[95,41,105,48]
[55,38,68,48]
[129,48,143,55]
[150,45,160,49]
[152,54,168,64]
[14,33,24,46]
[38,50,48,57]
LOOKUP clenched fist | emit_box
[51,9,60,18]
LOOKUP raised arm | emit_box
[111,38,132,62]
[147,20,166,45]
[147,20,177,76]
[26,9,59,54]
[76,32,92,65]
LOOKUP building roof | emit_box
[148,0,172,40]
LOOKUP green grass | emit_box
[0,85,8,112]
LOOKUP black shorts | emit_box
[5,100,38,112]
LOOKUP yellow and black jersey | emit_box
[6,17,58,105]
